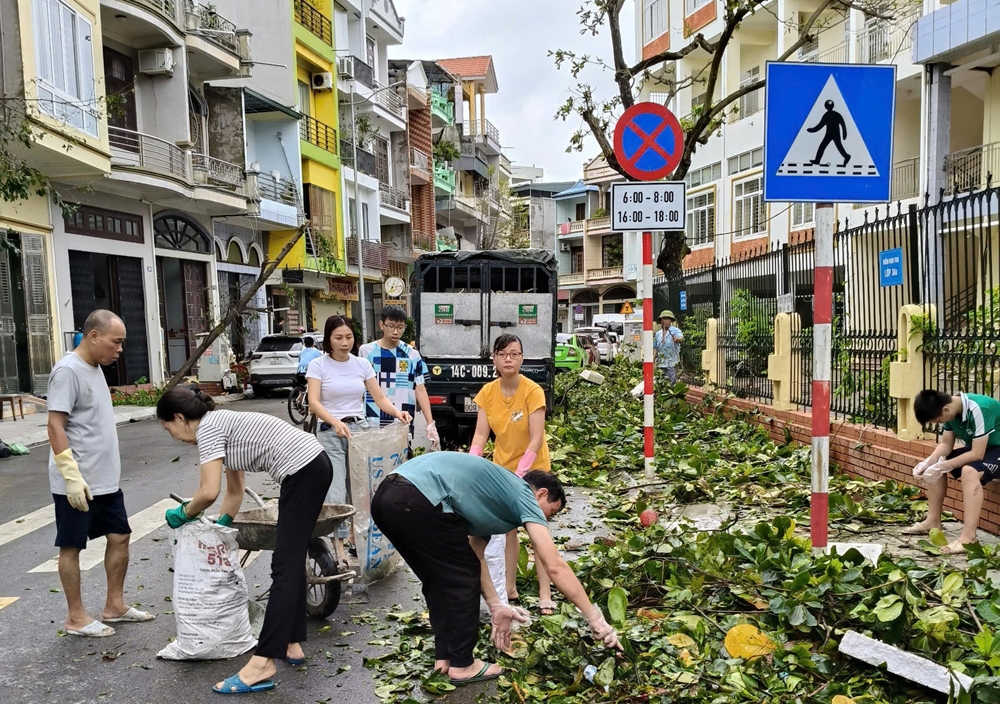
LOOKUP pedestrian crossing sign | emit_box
[763,62,895,204]
[620,301,634,316]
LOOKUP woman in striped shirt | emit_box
[157,386,332,695]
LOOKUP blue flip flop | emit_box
[286,657,305,666]
[213,674,276,694]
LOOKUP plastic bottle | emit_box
[583,664,598,683]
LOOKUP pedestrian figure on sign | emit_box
[47,310,156,638]
[807,100,851,167]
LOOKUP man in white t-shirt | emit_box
[47,310,155,638]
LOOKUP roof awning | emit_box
[244,89,302,120]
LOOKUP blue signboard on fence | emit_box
[679,291,688,311]
[763,62,896,203]
[879,247,904,287]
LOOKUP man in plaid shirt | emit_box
[360,306,439,449]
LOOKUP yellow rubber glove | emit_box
[54,448,92,512]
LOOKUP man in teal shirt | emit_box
[904,389,1000,554]
[371,452,621,685]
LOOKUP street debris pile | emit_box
[365,364,1000,702]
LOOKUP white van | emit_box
[591,311,643,335]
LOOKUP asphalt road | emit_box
[0,397,449,704]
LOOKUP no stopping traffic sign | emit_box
[613,103,685,181]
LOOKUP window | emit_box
[685,162,721,188]
[361,202,370,239]
[643,0,667,43]
[298,81,311,117]
[733,176,765,239]
[304,185,336,257]
[575,203,586,221]
[571,248,583,273]
[65,204,143,242]
[738,67,761,119]
[649,92,670,106]
[791,202,815,229]
[728,147,763,175]
[685,0,712,16]
[33,0,98,136]
[366,35,376,70]
[686,190,715,247]
[602,235,623,268]
[690,92,706,117]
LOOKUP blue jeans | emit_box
[317,418,370,538]
[659,366,678,384]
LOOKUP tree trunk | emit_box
[163,223,309,393]
[656,230,689,278]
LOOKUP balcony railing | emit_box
[587,266,623,282]
[413,230,436,252]
[855,14,916,64]
[586,216,611,232]
[800,41,849,64]
[192,153,245,189]
[891,157,920,201]
[373,82,404,119]
[346,237,390,271]
[340,140,378,178]
[130,0,178,24]
[300,115,338,155]
[434,164,456,193]
[463,118,500,144]
[186,1,239,54]
[945,142,1000,196]
[568,220,585,234]
[255,172,299,206]
[340,56,375,89]
[475,184,502,204]
[379,183,410,211]
[559,273,586,286]
[294,0,332,45]
[411,147,429,171]
[430,91,454,124]
[108,126,187,180]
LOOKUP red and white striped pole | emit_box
[811,203,834,550]
[643,231,655,480]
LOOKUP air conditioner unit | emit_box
[337,57,355,79]
[312,72,334,91]
[559,242,572,253]
[138,48,174,76]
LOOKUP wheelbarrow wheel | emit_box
[306,538,341,619]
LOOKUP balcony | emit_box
[559,273,586,286]
[430,90,454,125]
[462,118,501,155]
[456,143,490,179]
[372,81,405,121]
[185,1,240,55]
[410,147,431,185]
[340,140,378,179]
[246,172,300,228]
[124,0,180,25]
[300,115,338,155]
[436,195,484,224]
[338,56,375,90]
[109,126,187,181]
[799,41,849,64]
[586,216,611,234]
[254,172,298,207]
[294,0,332,46]
[379,183,410,213]
[475,183,502,206]
[855,16,915,65]
[945,142,1000,196]
[413,230,436,252]
[192,153,246,191]
[346,237,390,272]
[559,220,585,235]
[587,266,623,282]
[434,164,456,195]
[891,157,920,201]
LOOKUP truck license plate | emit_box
[464,397,478,413]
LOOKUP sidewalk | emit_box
[0,393,245,449]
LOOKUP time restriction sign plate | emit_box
[611,182,686,232]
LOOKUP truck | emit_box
[413,249,557,443]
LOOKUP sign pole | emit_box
[642,231,655,480]
[811,203,834,550]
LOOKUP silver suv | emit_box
[248,332,323,397]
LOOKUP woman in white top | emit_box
[157,386,332,695]
[307,315,410,561]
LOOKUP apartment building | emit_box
[632,0,945,270]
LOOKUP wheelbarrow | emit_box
[170,489,356,619]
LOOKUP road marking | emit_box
[0,505,56,549]
[29,499,176,573]
[0,597,19,611]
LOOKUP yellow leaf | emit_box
[831,696,856,704]
[677,648,694,666]
[782,519,796,540]
[637,608,667,621]
[724,624,776,660]
[667,633,697,650]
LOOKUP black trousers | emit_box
[371,474,481,667]
[255,452,333,659]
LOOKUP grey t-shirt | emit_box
[47,352,121,496]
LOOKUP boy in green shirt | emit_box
[904,390,1000,553]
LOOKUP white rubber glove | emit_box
[487,601,529,651]
[912,457,932,480]
[921,460,950,487]
[54,448,92,512]
[584,607,623,650]
[425,421,440,450]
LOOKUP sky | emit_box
[390,0,636,182]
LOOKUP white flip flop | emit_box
[105,607,156,623]
[67,620,115,637]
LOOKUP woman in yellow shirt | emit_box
[470,334,555,614]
